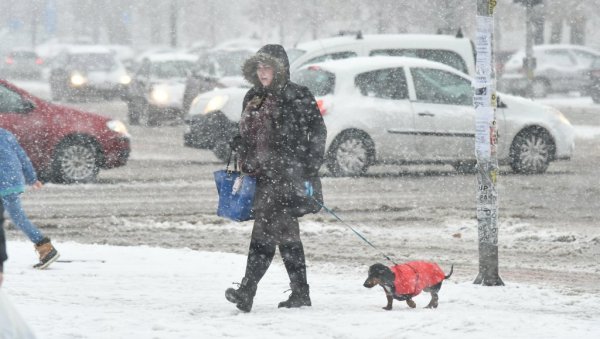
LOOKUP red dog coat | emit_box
[391,261,446,297]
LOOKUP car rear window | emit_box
[9,51,37,59]
[292,68,335,96]
[370,49,468,74]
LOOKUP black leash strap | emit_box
[308,195,398,266]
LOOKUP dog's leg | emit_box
[380,286,393,310]
[425,291,439,309]
[406,298,416,308]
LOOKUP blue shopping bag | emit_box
[214,170,256,221]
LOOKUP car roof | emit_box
[62,45,114,55]
[300,56,464,76]
[294,34,470,51]
[144,53,199,62]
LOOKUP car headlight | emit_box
[107,120,130,137]
[119,74,132,85]
[70,72,87,86]
[151,86,170,104]
[204,95,229,114]
[545,106,571,126]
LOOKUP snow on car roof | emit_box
[295,34,468,51]
[144,53,199,62]
[62,45,114,54]
[301,56,461,75]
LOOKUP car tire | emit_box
[452,160,477,174]
[531,79,548,98]
[509,127,554,174]
[327,131,374,177]
[127,100,141,125]
[52,138,100,183]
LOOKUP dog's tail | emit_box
[444,264,454,280]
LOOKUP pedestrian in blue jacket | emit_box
[0,128,59,269]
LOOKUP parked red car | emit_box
[0,79,130,183]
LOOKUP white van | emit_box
[287,32,476,76]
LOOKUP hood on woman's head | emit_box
[242,44,290,90]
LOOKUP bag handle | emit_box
[225,148,238,173]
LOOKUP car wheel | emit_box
[452,160,477,174]
[509,127,554,174]
[52,138,100,183]
[127,101,140,125]
[327,131,374,177]
[531,79,548,98]
[591,88,600,104]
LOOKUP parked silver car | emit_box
[500,44,600,97]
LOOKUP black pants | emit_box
[0,199,4,227]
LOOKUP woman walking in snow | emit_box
[225,44,327,312]
[0,128,59,269]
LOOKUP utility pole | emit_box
[473,0,503,286]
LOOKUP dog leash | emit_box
[308,195,399,266]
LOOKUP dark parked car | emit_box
[1,48,44,79]
[49,45,131,101]
[0,79,130,183]
[182,48,253,112]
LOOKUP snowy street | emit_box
[2,81,600,338]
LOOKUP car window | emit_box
[150,61,194,78]
[411,68,472,105]
[287,48,306,65]
[571,49,597,67]
[292,68,335,96]
[370,49,468,74]
[301,51,357,66]
[68,53,116,71]
[0,85,26,112]
[355,68,408,100]
[542,49,575,67]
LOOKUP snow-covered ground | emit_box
[2,241,599,339]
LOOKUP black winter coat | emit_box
[238,44,327,217]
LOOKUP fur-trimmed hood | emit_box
[242,44,290,91]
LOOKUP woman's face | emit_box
[256,63,274,87]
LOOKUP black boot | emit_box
[225,277,257,312]
[225,240,275,312]
[278,282,312,308]
[278,242,311,308]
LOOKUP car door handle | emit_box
[418,112,435,117]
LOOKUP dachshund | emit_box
[363,261,453,310]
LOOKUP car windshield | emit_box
[150,60,194,78]
[287,48,306,65]
[292,67,335,96]
[70,53,116,71]
[196,50,253,77]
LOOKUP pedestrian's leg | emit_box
[0,199,4,227]
[1,194,59,269]
[1,194,44,244]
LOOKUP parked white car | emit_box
[185,57,575,176]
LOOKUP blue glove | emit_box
[304,181,314,197]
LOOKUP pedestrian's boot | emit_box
[33,237,60,269]
[225,277,257,312]
[278,282,311,308]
